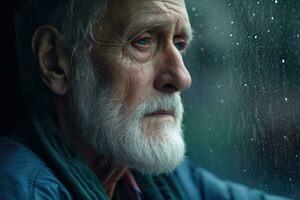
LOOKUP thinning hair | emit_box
[15,0,108,112]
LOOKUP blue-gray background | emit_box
[182,0,300,199]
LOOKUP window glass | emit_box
[183,0,300,198]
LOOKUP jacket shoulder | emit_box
[0,136,72,200]
[175,159,290,200]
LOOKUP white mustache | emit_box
[137,94,183,120]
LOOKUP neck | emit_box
[54,98,126,198]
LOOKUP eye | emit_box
[174,38,187,52]
[175,42,186,51]
[134,37,151,46]
[131,33,154,52]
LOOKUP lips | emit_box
[145,110,175,117]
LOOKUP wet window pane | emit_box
[183,0,300,198]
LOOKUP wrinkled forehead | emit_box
[95,0,192,41]
[119,0,188,14]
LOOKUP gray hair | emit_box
[15,0,108,111]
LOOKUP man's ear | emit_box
[32,25,69,95]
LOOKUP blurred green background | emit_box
[182,0,300,199]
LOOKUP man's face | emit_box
[69,0,192,174]
[91,0,192,137]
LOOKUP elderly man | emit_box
[0,0,290,199]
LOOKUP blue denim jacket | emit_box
[0,136,290,200]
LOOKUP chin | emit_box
[141,116,177,137]
[114,122,186,175]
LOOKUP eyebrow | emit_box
[123,14,193,44]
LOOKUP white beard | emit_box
[68,54,186,175]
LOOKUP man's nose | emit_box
[154,44,192,94]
